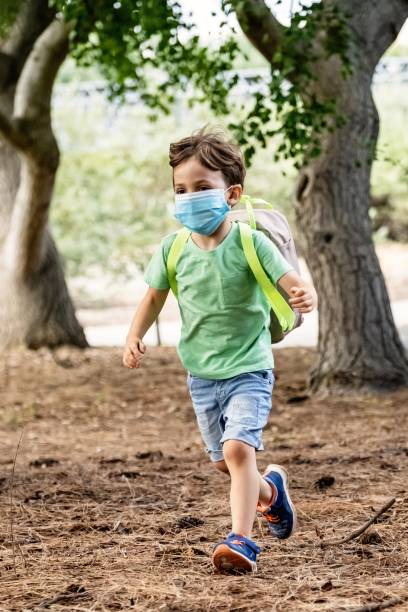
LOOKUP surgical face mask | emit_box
[174,187,232,236]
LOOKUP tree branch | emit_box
[0,19,70,157]
[370,0,408,65]
[230,0,286,63]
[3,17,72,279]
[15,18,71,123]
[0,108,28,149]
[319,497,396,547]
[230,0,331,89]
[0,0,55,92]
[336,0,408,71]
[0,1,55,229]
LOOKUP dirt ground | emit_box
[1,346,408,611]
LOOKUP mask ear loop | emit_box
[224,184,238,207]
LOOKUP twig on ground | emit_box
[10,428,25,574]
[320,497,396,547]
[348,595,405,612]
[37,590,89,608]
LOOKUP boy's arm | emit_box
[123,286,169,369]
[277,270,318,314]
[252,231,317,314]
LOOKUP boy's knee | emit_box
[223,439,253,465]
[213,459,229,474]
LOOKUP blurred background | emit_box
[50,1,408,350]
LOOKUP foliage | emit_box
[0,0,24,37]
[224,1,353,166]
[52,0,240,117]
[52,146,175,278]
[54,0,353,168]
[1,1,353,170]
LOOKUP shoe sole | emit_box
[212,545,257,573]
[264,463,297,538]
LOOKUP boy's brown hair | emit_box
[169,127,246,187]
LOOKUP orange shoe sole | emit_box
[212,544,256,573]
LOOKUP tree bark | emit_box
[294,0,408,392]
[295,74,408,392]
[234,0,408,392]
[0,1,88,350]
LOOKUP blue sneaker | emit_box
[257,464,297,539]
[212,532,261,573]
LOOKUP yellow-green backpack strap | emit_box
[240,194,273,231]
[166,228,190,297]
[238,222,296,333]
[245,200,257,230]
[241,194,273,209]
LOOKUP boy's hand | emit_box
[123,338,146,369]
[288,286,317,313]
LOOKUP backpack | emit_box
[166,196,303,343]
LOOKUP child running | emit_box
[123,129,318,573]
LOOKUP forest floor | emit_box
[1,346,408,611]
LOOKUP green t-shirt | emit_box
[144,221,293,379]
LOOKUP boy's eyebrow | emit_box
[192,179,215,185]
[173,179,213,187]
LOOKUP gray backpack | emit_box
[166,196,303,343]
[229,197,303,343]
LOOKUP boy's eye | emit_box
[175,186,211,194]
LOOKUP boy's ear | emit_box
[227,185,242,207]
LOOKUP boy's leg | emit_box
[219,370,275,537]
[214,459,276,507]
[223,440,265,536]
[211,371,274,572]
[215,453,295,541]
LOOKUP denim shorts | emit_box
[187,369,274,463]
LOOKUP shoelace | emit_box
[265,512,280,524]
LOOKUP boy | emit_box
[123,129,317,573]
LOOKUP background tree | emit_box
[0,0,238,350]
[224,0,408,393]
[1,0,407,395]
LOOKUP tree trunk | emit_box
[0,1,88,350]
[295,70,408,392]
[0,157,88,350]
[233,0,408,393]
[0,229,88,350]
